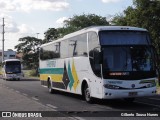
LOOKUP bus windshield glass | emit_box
[5,61,21,73]
[99,31,156,79]
[102,46,154,72]
[99,31,150,45]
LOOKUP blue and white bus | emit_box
[39,26,158,103]
[2,59,23,80]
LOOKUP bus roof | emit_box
[41,26,147,47]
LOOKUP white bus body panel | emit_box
[39,26,157,100]
[101,78,157,99]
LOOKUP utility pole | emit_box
[2,18,5,62]
[36,33,40,39]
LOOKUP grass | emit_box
[22,69,39,79]
[0,67,39,79]
[156,82,160,94]
[0,68,2,75]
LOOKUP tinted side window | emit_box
[88,32,101,77]
[53,42,60,58]
[88,32,99,51]
[40,42,60,60]
[68,38,76,57]
[68,33,87,57]
[76,33,87,56]
[60,40,68,58]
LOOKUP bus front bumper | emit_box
[102,87,157,99]
[5,74,22,80]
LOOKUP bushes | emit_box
[29,69,39,77]
[23,69,39,77]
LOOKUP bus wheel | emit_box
[124,98,135,103]
[84,84,93,103]
[48,80,54,94]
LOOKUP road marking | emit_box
[15,90,20,93]
[135,101,160,108]
[148,98,160,101]
[74,117,86,120]
[22,93,28,96]
[42,85,47,88]
[46,104,57,111]
[32,97,39,101]
[46,104,57,109]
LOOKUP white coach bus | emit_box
[2,59,23,80]
[39,26,158,103]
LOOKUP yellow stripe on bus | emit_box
[72,60,79,91]
[40,74,63,82]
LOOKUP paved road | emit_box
[0,80,76,120]
[0,78,160,120]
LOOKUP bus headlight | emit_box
[16,73,21,76]
[146,84,151,88]
[104,84,120,89]
[146,83,156,88]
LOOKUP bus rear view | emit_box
[2,59,23,80]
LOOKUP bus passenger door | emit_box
[89,47,103,98]
[89,47,102,77]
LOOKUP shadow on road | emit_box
[47,90,160,111]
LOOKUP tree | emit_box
[63,14,109,33]
[15,36,42,70]
[43,28,60,44]
[112,0,160,78]
[112,0,160,55]
[43,14,109,42]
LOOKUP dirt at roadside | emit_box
[157,86,160,94]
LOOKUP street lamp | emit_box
[36,33,40,39]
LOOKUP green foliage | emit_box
[43,13,109,43]
[29,69,38,77]
[15,14,109,70]
[63,14,109,31]
[15,37,42,69]
[15,36,42,53]
[43,28,60,44]
[112,0,160,55]
[0,66,2,75]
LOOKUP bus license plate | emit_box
[129,92,137,96]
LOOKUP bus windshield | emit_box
[102,46,155,72]
[5,61,21,73]
[99,31,156,80]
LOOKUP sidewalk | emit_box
[0,84,75,120]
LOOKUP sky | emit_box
[0,0,133,51]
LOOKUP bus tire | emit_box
[84,84,93,103]
[48,80,54,94]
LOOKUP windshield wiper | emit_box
[122,48,129,71]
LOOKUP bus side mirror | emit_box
[98,52,102,64]
[94,52,102,64]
